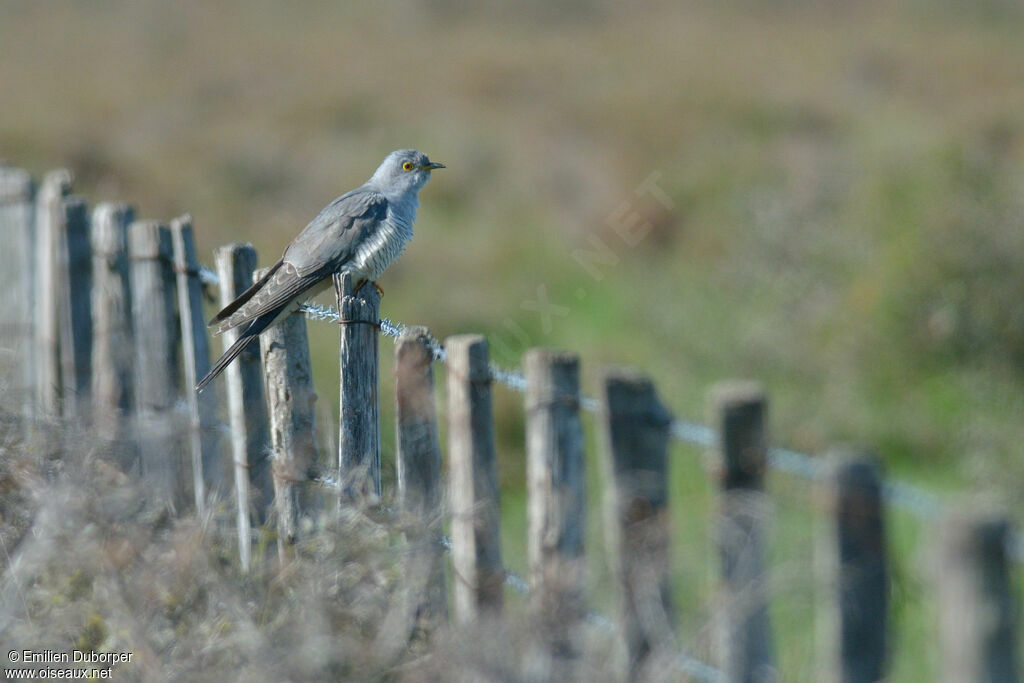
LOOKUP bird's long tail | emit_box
[196,310,278,393]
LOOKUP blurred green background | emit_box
[3,0,1022,678]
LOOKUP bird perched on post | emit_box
[196,149,444,392]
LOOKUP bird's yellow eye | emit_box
[402,161,415,172]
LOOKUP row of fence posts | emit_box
[0,162,1019,681]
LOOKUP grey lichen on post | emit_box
[934,511,1019,683]
[710,380,777,683]
[447,334,504,623]
[129,220,184,508]
[216,243,273,572]
[0,165,36,420]
[525,349,586,655]
[257,266,318,562]
[335,271,381,503]
[34,170,72,418]
[58,196,92,419]
[601,367,674,676]
[90,203,135,444]
[395,326,447,623]
[171,216,220,514]
[816,449,888,683]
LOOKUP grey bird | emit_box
[196,149,444,392]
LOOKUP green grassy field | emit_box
[2,1,1023,679]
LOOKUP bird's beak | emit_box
[422,161,445,171]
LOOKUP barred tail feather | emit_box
[195,311,277,392]
[208,260,283,328]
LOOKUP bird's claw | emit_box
[353,279,384,298]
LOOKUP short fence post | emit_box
[711,380,777,683]
[934,511,1019,683]
[58,196,92,418]
[216,243,273,571]
[90,202,135,443]
[129,220,184,507]
[0,165,36,420]
[447,334,504,623]
[171,216,221,514]
[335,272,381,502]
[34,170,72,417]
[395,326,447,622]
[525,349,586,655]
[257,267,318,562]
[816,450,888,683]
[601,368,674,675]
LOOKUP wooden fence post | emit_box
[447,334,504,623]
[172,216,223,513]
[58,196,92,418]
[216,243,273,571]
[257,266,318,562]
[816,450,888,683]
[0,165,35,420]
[395,326,447,622]
[935,511,1019,683]
[601,367,674,675]
[90,202,135,443]
[335,272,381,502]
[525,349,586,655]
[711,380,777,683]
[129,220,184,507]
[34,170,72,417]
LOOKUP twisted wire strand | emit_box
[193,280,1016,676]
[183,280,1017,561]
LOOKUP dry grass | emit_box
[2,1,1024,679]
[0,415,640,682]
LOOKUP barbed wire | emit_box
[298,303,966,520]
[197,265,220,287]
[286,298,1016,675]
[197,285,1019,563]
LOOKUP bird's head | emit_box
[369,149,444,196]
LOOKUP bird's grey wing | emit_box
[283,188,388,276]
[208,260,284,327]
[212,190,388,334]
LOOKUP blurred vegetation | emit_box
[2,0,1023,679]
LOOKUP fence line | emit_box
[296,303,1011,557]
[132,256,1024,674]
[3,163,1020,682]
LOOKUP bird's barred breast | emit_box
[348,212,413,281]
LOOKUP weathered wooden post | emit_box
[0,165,35,420]
[601,367,674,675]
[171,216,221,513]
[57,195,92,418]
[34,170,72,417]
[395,326,447,623]
[447,334,504,623]
[335,272,381,502]
[90,203,135,444]
[525,349,586,657]
[816,450,888,683]
[711,381,777,683]
[257,266,318,562]
[216,243,273,571]
[129,220,184,507]
[33,168,92,420]
[935,511,1019,683]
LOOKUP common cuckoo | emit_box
[196,149,444,392]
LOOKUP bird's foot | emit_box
[353,279,384,298]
